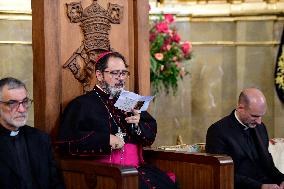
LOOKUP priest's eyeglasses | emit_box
[104,70,130,79]
[0,98,33,110]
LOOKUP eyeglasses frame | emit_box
[0,98,33,110]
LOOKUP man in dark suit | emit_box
[0,77,64,189]
[206,88,284,189]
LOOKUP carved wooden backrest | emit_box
[32,0,150,135]
[32,1,149,188]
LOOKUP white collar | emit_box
[234,110,249,130]
[95,84,104,92]
[10,130,19,136]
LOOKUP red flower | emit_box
[161,38,171,51]
[164,14,174,23]
[155,22,169,33]
[149,32,157,42]
[150,14,192,95]
[181,41,192,55]
[172,33,181,43]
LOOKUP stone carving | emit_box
[64,0,123,92]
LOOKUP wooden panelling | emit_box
[59,158,139,189]
[143,148,234,189]
[32,0,150,135]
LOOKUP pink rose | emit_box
[166,45,171,51]
[181,41,192,55]
[156,22,169,33]
[172,33,181,43]
[154,53,164,61]
[172,56,177,61]
[164,14,174,23]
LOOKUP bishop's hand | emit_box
[110,134,124,149]
[125,109,140,126]
[125,109,141,136]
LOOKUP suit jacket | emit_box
[206,110,284,189]
[0,125,65,189]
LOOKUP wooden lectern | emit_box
[32,0,234,188]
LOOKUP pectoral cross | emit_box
[115,127,126,142]
[115,127,126,164]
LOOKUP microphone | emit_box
[126,112,136,135]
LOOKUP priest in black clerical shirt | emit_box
[206,88,284,189]
[0,77,64,189]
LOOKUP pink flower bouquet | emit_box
[150,14,192,95]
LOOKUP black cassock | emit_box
[56,85,178,189]
[206,110,284,189]
[0,125,65,189]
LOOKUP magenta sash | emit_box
[96,143,140,166]
[96,143,176,182]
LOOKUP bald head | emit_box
[236,88,267,128]
[238,88,266,109]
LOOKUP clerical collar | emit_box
[95,85,110,97]
[94,85,116,99]
[10,130,19,136]
[95,84,105,93]
[234,110,249,130]
[0,124,20,137]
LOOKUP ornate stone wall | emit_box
[149,1,284,146]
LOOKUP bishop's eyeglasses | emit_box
[104,70,130,79]
[0,98,33,110]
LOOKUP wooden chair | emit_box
[58,148,234,189]
[143,148,234,189]
[58,157,138,189]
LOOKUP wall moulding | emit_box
[0,11,32,20]
[149,1,284,17]
[0,41,32,45]
[150,14,284,22]
[191,41,280,46]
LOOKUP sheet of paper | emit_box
[114,91,154,112]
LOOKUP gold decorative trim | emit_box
[180,15,280,22]
[151,15,283,22]
[191,41,280,46]
[0,10,32,20]
[0,10,31,15]
[0,41,32,45]
[149,1,284,17]
[153,0,284,4]
[151,15,282,22]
